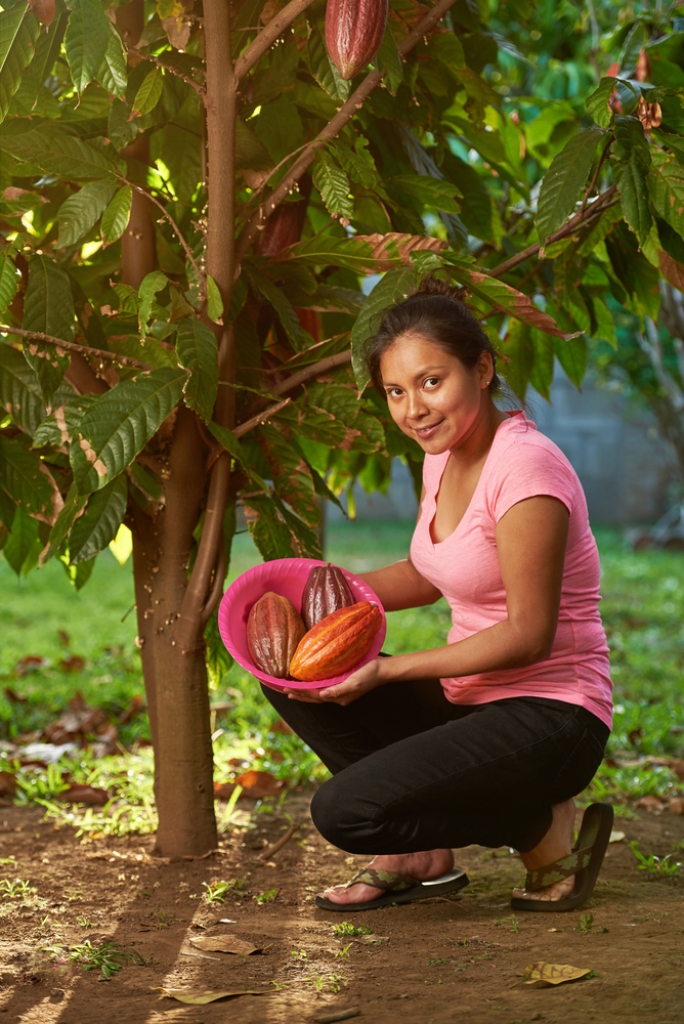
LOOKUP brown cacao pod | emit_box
[325,0,389,81]
[255,203,302,257]
[301,562,355,630]
[247,591,306,678]
[289,601,382,681]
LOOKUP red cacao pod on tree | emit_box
[301,563,355,630]
[255,203,302,257]
[247,591,307,678]
[325,0,389,81]
[289,601,382,681]
[294,307,321,344]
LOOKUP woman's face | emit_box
[379,333,491,454]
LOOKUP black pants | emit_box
[262,678,610,855]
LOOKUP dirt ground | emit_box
[1,795,683,1024]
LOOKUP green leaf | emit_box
[273,400,347,448]
[132,66,163,117]
[0,2,39,123]
[0,342,45,436]
[257,423,319,527]
[529,329,555,399]
[536,127,606,244]
[499,319,533,400]
[554,336,587,390]
[138,270,168,336]
[40,483,86,563]
[649,154,684,241]
[249,273,309,351]
[95,22,127,99]
[57,178,117,248]
[0,121,123,179]
[2,505,40,575]
[0,254,19,314]
[591,297,617,348]
[235,116,271,170]
[451,268,580,340]
[19,9,66,106]
[101,185,132,243]
[207,419,250,468]
[376,24,403,95]
[206,275,223,323]
[619,20,647,77]
[254,93,304,164]
[70,367,187,494]
[285,235,379,272]
[614,116,652,245]
[306,23,350,101]
[351,268,418,390]
[68,474,127,563]
[427,30,465,71]
[22,255,75,405]
[243,494,298,561]
[313,158,353,220]
[64,0,110,93]
[0,433,53,514]
[389,174,462,215]
[175,318,218,422]
[585,77,616,130]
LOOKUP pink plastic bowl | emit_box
[218,558,386,692]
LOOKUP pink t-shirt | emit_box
[409,411,613,729]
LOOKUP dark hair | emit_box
[365,276,501,395]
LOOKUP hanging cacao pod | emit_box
[289,601,382,681]
[301,563,355,630]
[255,203,302,257]
[325,0,389,81]
[247,591,307,678]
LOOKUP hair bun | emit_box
[415,274,463,301]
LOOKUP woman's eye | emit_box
[424,377,440,389]
[385,387,402,398]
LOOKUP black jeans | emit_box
[262,678,610,855]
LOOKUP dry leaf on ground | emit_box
[157,988,263,1004]
[513,961,593,988]
[214,769,285,801]
[188,935,265,956]
[57,785,109,806]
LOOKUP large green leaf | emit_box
[529,329,555,400]
[554,336,587,390]
[64,0,110,93]
[0,121,124,179]
[313,157,353,220]
[452,268,582,340]
[614,116,652,245]
[254,93,304,164]
[0,433,54,514]
[175,318,218,422]
[389,175,462,215]
[536,126,606,244]
[0,342,45,435]
[235,116,271,170]
[41,483,87,563]
[257,423,319,527]
[0,253,18,314]
[22,255,75,405]
[305,384,385,454]
[649,153,684,240]
[131,67,164,117]
[306,22,349,101]
[243,494,298,561]
[2,505,41,575]
[70,367,188,494]
[0,2,39,123]
[68,474,128,563]
[585,77,616,129]
[499,319,534,401]
[351,268,418,390]
[95,22,127,99]
[100,185,132,243]
[249,273,309,351]
[56,178,117,248]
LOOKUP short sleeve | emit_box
[486,436,578,523]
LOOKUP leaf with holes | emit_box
[0,433,53,515]
[70,367,187,494]
[68,474,128,563]
[313,158,353,220]
[101,186,132,244]
[0,122,124,179]
[22,255,74,405]
[536,127,606,244]
[614,116,652,245]
[64,0,110,93]
[176,318,218,422]
[351,268,418,390]
[0,3,40,123]
[57,179,117,248]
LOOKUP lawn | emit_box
[1,521,683,812]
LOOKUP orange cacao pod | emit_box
[325,0,388,81]
[301,562,355,630]
[289,601,382,681]
[247,591,306,678]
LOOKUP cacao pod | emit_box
[256,202,303,257]
[325,0,388,81]
[289,601,382,681]
[247,591,307,678]
[301,562,355,630]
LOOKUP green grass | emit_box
[1,522,683,817]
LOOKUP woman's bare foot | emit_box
[321,848,454,906]
[512,798,577,901]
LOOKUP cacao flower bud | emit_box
[325,0,389,81]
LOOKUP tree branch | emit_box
[234,0,318,80]
[579,136,613,218]
[0,326,152,371]
[233,397,292,438]
[119,176,205,288]
[237,0,461,260]
[129,47,205,97]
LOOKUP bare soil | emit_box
[1,796,683,1024]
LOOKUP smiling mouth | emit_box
[414,421,442,436]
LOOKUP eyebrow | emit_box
[381,365,447,387]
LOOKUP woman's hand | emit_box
[282,657,387,706]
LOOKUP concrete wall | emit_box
[329,363,679,526]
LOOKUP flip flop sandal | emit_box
[511,802,614,913]
[315,866,469,913]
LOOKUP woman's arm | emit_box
[286,495,569,705]
[358,558,442,611]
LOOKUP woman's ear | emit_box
[478,351,494,388]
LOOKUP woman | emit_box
[262,279,614,913]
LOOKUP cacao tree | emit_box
[1,0,683,856]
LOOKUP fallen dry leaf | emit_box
[157,988,263,1005]
[188,935,265,956]
[214,769,285,801]
[58,655,86,673]
[4,687,27,704]
[0,771,17,798]
[667,798,684,815]
[671,760,684,782]
[15,655,47,676]
[635,796,665,812]
[57,785,109,806]
[514,961,592,988]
